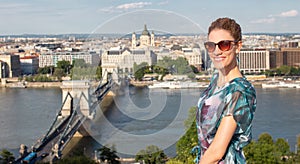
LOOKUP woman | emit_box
[196,17,257,163]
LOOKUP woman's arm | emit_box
[199,115,237,164]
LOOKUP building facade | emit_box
[238,49,270,73]
[20,55,39,75]
[39,51,100,67]
[269,48,300,68]
[182,47,203,71]
[101,47,157,74]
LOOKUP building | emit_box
[238,49,270,73]
[20,55,39,75]
[270,48,300,68]
[182,47,202,71]
[132,24,155,48]
[101,47,157,74]
[0,54,21,78]
[39,51,100,67]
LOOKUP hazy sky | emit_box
[1,0,300,35]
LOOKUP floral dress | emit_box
[195,73,257,163]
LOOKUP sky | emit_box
[1,0,300,35]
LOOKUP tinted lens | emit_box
[204,42,216,52]
[204,40,235,53]
[218,40,232,51]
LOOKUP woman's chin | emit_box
[213,62,225,70]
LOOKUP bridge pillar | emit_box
[60,80,91,117]
[101,63,119,83]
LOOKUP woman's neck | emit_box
[217,66,243,87]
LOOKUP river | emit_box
[0,85,299,157]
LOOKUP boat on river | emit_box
[148,81,208,89]
[261,80,300,88]
[8,82,27,88]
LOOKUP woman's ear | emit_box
[236,41,242,53]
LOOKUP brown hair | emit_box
[208,17,242,41]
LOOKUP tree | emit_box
[38,66,54,74]
[55,155,97,164]
[175,107,197,164]
[135,145,167,164]
[157,56,193,75]
[98,145,120,164]
[73,59,87,68]
[53,68,65,81]
[244,133,293,164]
[96,66,102,80]
[57,60,72,74]
[0,149,15,164]
[190,65,199,74]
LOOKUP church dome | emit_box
[141,24,150,36]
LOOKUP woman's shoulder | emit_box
[228,77,256,97]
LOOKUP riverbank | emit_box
[0,78,102,88]
[1,81,62,88]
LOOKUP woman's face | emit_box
[207,29,241,71]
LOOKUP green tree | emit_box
[38,66,55,75]
[53,68,65,81]
[157,56,173,70]
[25,75,34,82]
[190,65,199,74]
[166,159,184,164]
[135,145,167,164]
[54,155,97,164]
[153,65,168,75]
[244,133,293,164]
[274,138,290,156]
[175,107,197,164]
[57,60,72,74]
[0,149,15,164]
[98,145,120,164]
[73,59,88,68]
[157,56,193,75]
[96,66,102,80]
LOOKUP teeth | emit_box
[214,57,223,61]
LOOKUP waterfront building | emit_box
[238,49,270,74]
[20,55,39,75]
[101,47,157,74]
[102,25,158,79]
[39,51,100,67]
[182,47,202,71]
[270,48,300,68]
[0,53,21,78]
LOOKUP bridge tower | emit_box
[101,63,119,83]
[60,80,91,117]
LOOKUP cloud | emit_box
[279,10,298,17]
[251,17,276,24]
[251,10,298,24]
[0,2,29,10]
[116,2,152,10]
[98,6,116,13]
[158,0,169,5]
[99,2,152,13]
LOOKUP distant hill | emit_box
[1,32,300,39]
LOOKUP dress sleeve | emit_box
[223,91,254,134]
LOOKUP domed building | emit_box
[132,24,154,48]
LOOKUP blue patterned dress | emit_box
[196,72,256,163]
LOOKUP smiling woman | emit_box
[195,17,257,164]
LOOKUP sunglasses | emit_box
[204,40,238,53]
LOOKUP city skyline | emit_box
[1,0,300,35]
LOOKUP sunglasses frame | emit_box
[204,40,238,53]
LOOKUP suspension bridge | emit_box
[14,73,119,164]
